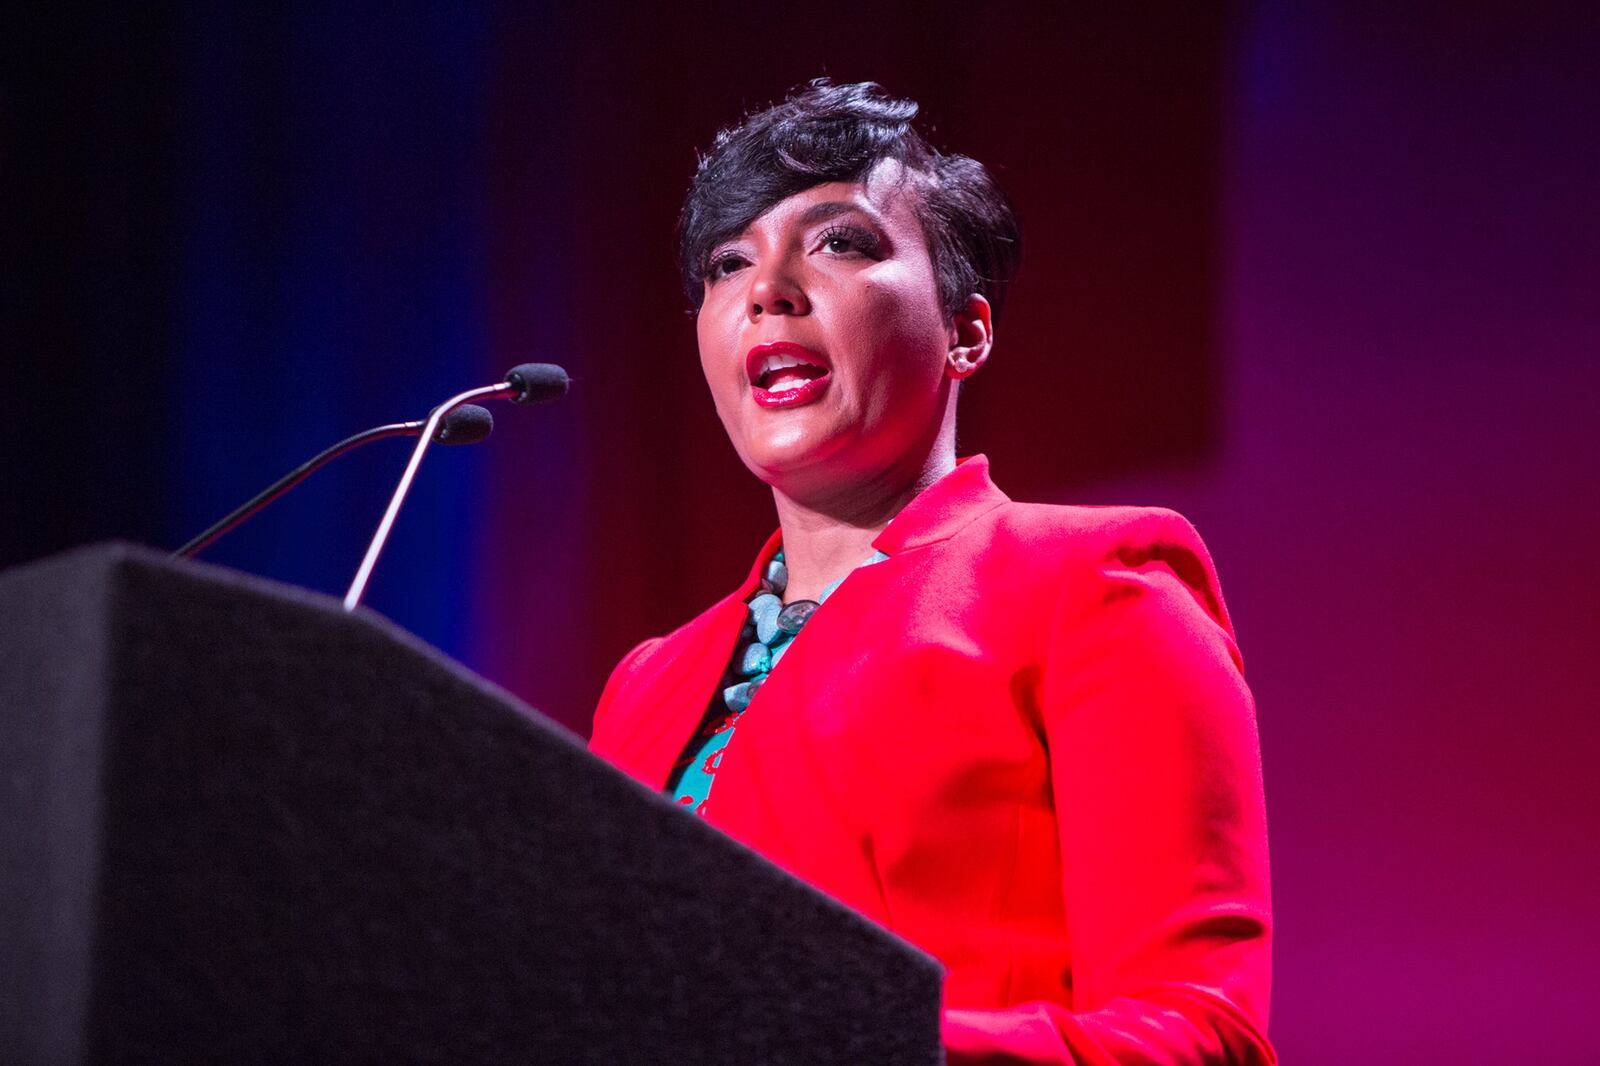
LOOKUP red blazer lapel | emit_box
[593,460,1012,793]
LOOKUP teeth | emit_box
[769,377,807,393]
[757,351,823,381]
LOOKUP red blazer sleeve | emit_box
[943,521,1275,1065]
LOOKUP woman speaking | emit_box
[589,80,1275,1065]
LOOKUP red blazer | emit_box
[590,457,1275,1065]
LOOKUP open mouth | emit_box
[755,354,830,393]
[745,342,832,408]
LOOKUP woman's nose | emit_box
[748,261,810,318]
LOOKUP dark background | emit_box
[5,4,1596,1061]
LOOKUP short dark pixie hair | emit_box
[679,79,1022,322]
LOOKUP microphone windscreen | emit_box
[434,404,494,445]
[504,363,570,405]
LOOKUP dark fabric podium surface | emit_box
[0,543,942,1065]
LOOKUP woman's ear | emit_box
[946,294,993,380]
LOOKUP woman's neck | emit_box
[770,442,954,603]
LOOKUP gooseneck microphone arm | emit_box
[342,363,568,612]
[173,406,493,561]
[342,382,513,611]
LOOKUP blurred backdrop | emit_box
[4,3,1596,1062]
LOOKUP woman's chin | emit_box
[737,423,853,487]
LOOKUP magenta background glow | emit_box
[1105,9,1598,1061]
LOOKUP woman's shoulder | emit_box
[977,499,1235,636]
[596,600,722,692]
[589,593,741,741]
[989,497,1206,547]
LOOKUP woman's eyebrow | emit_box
[794,200,880,227]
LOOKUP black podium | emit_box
[0,544,942,1064]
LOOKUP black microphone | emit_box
[173,405,495,560]
[433,403,495,444]
[505,362,571,405]
[342,364,571,610]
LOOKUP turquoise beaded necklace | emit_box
[668,547,889,814]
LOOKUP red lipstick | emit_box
[746,341,832,409]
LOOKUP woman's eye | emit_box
[706,252,748,281]
[818,225,881,258]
